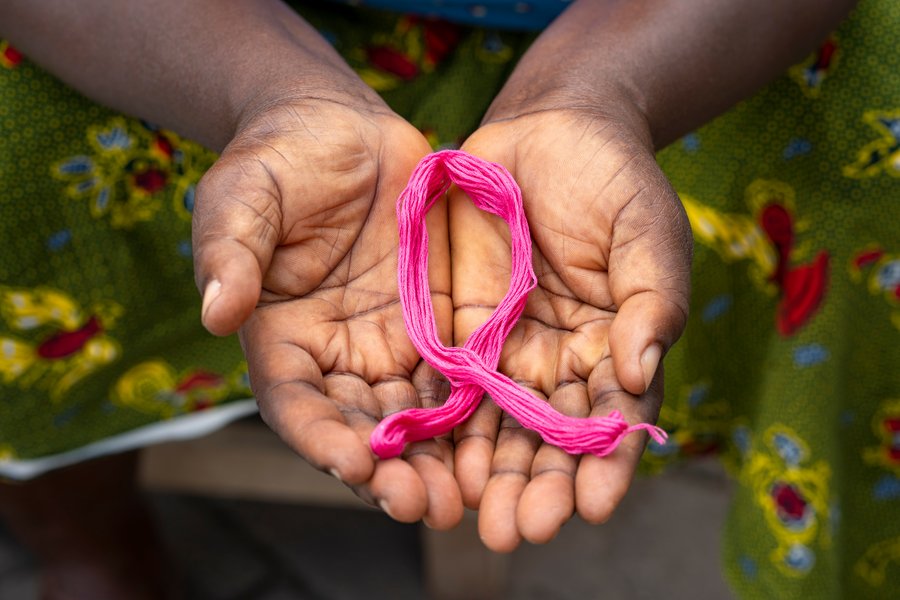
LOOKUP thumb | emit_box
[191,156,280,336]
[608,185,693,396]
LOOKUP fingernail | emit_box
[640,344,662,392]
[378,499,393,518]
[329,468,343,483]
[201,279,222,323]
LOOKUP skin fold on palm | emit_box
[192,99,463,529]
[449,109,692,552]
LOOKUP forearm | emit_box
[486,0,858,149]
[1,0,383,150]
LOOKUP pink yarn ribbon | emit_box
[370,150,667,459]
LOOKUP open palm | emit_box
[192,99,462,528]
[450,110,692,550]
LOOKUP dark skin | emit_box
[0,0,858,594]
[4,4,460,597]
[6,0,462,528]
[446,0,858,550]
[450,109,688,550]
[194,99,461,525]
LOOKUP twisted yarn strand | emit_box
[370,150,666,459]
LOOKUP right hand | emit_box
[449,108,692,550]
[191,94,463,529]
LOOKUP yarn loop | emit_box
[369,150,667,459]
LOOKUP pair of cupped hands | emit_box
[191,88,692,552]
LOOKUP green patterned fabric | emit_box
[0,48,249,460]
[651,2,900,596]
[0,0,898,596]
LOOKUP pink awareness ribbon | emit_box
[370,150,666,459]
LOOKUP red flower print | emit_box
[366,46,418,80]
[759,203,829,336]
[132,168,168,194]
[771,482,810,525]
[36,316,103,360]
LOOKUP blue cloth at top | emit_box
[328,0,572,31]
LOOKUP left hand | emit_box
[449,108,692,551]
[192,96,462,529]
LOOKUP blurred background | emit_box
[0,416,735,600]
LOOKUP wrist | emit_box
[229,56,389,142]
[484,73,654,154]
[222,11,390,146]
[483,1,654,152]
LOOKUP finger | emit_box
[397,180,459,529]
[609,290,684,395]
[372,377,463,528]
[575,357,663,524]
[516,382,587,544]
[448,156,517,509]
[241,303,376,485]
[410,361,455,473]
[477,412,541,553]
[355,458,429,524]
[257,376,375,486]
[318,373,432,523]
[453,397,502,509]
[406,445,464,530]
[451,302,502,510]
[192,156,279,336]
[607,181,692,395]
